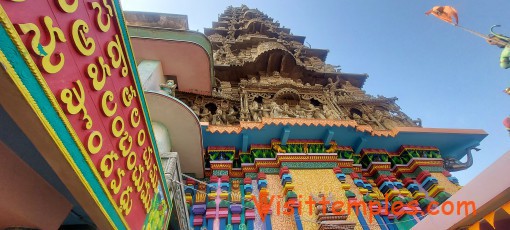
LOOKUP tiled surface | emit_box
[266,174,298,230]
[431,173,461,195]
[344,175,381,230]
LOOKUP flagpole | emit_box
[454,24,490,40]
[450,23,510,47]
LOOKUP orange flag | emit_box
[426,6,459,25]
[468,222,480,230]
[502,200,510,214]
[483,211,496,229]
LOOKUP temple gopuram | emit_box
[161,6,486,230]
[2,1,508,229]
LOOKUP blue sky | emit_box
[121,0,510,184]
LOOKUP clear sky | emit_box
[121,0,510,185]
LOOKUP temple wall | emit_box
[431,172,461,195]
[266,174,298,230]
[288,169,367,230]
[345,175,382,230]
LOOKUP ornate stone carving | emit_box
[208,33,225,43]
[178,5,421,131]
[444,147,479,172]
[213,42,236,65]
[199,107,212,122]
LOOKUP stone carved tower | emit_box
[175,5,420,131]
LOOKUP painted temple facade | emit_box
[0,2,498,230]
[126,6,488,230]
[3,1,509,229]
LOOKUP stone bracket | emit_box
[354,136,367,153]
[323,129,334,147]
[281,126,291,145]
[242,133,249,152]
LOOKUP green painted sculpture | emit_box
[486,25,510,69]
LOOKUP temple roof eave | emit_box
[201,118,487,162]
[124,11,189,30]
[146,92,205,177]
[128,26,215,95]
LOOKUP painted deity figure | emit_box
[486,25,510,69]
[195,184,207,204]
[160,80,177,97]
[231,180,241,203]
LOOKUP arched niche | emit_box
[273,88,300,106]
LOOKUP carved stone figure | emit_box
[303,104,314,118]
[293,45,304,61]
[240,107,250,121]
[325,64,341,72]
[413,118,422,127]
[281,103,296,118]
[444,147,479,172]
[249,101,261,121]
[214,42,235,64]
[199,108,212,122]
[313,104,326,119]
[212,77,223,97]
[353,113,367,125]
[325,76,340,96]
[361,114,371,125]
[323,105,339,120]
[382,117,398,130]
[305,56,326,72]
[226,107,239,124]
[270,102,283,118]
[191,105,201,117]
[260,100,272,118]
[294,105,306,118]
[212,109,224,125]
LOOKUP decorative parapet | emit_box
[392,158,444,178]
[363,162,392,177]
[208,146,236,161]
[206,153,339,178]
[206,141,447,180]
[205,117,400,137]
